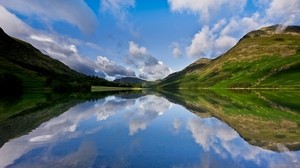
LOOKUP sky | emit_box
[0,0,299,81]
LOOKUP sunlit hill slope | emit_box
[158,25,300,89]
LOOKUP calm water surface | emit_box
[0,93,299,168]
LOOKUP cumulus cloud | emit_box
[186,26,238,58]
[127,41,171,80]
[129,41,147,56]
[96,56,135,77]
[266,0,300,25]
[0,0,98,33]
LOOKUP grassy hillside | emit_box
[158,25,300,89]
[0,28,116,93]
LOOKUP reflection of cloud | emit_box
[126,95,171,135]
[172,119,182,133]
[0,94,170,167]
[187,117,300,167]
[9,141,98,168]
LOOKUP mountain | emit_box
[157,25,300,89]
[0,28,113,93]
[114,77,147,84]
[114,77,154,87]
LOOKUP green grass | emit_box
[91,86,142,92]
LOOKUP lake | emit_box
[0,90,300,168]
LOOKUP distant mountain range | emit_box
[114,77,146,84]
[113,77,152,86]
[0,28,116,93]
[157,25,300,89]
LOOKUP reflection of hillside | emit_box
[160,89,300,151]
[0,91,143,147]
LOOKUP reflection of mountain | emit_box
[160,89,300,151]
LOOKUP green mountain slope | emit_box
[158,25,300,89]
[0,28,115,92]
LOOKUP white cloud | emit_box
[168,0,246,22]
[0,0,98,33]
[96,56,135,77]
[171,42,183,58]
[186,26,214,57]
[127,41,171,80]
[266,0,300,25]
[186,25,239,58]
[129,41,147,56]
[0,5,32,37]
[215,36,238,53]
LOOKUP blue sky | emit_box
[0,0,299,81]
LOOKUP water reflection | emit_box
[187,117,300,168]
[0,93,299,168]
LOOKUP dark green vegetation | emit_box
[160,89,300,151]
[0,28,122,93]
[157,25,300,89]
